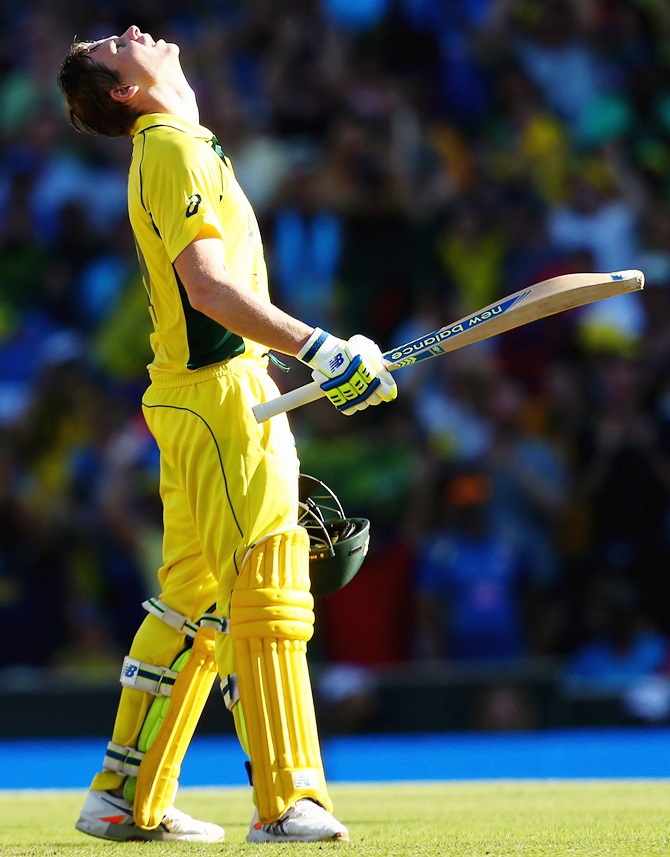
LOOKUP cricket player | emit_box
[57,25,396,843]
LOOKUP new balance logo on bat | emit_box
[388,290,532,364]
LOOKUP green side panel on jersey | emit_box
[174,267,245,369]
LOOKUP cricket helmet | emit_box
[298,474,371,597]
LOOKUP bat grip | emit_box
[253,379,324,422]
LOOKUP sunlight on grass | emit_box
[1,781,670,856]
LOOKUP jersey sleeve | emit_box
[140,133,226,263]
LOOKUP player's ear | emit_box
[110,84,139,103]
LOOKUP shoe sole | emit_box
[247,830,349,843]
[76,819,225,843]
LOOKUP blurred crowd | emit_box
[3,0,670,728]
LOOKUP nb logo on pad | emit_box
[292,769,318,789]
[122,660,139,680]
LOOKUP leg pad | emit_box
[133,626,218,829]
[231,527,332,823]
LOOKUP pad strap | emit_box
[104,741,144,777]
[120,657,178,696]
[221,674,240,711]
[142,598,200,638]
[200,613,230,634]
[143,597,230,636]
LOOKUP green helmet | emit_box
[298,474,371,598]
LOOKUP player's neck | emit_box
[139,80,200,125]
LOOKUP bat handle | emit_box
[253,379,324,422]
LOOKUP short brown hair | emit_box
[57,40,138,137]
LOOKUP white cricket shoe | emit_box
[247,798,349,842]
[75,789,225,842]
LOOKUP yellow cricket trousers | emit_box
[92,357,299,790]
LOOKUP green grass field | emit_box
[1,781,669,856]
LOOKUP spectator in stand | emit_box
[414,465,532,662]
[493,0,612,135]
[563,577,669,695]
[547,160,640,276]
[434,191,507,314]
[0,429,68,672]
[269,148,343,329]
[483,58,571,206]
[573,351,670,632]
[320,111,421,343]
[484,373,570,592]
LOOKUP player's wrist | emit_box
[296,328,328,363]
[296,328,349,379]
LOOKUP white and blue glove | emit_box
[297,328,397,415]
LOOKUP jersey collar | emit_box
[131,113,213,141]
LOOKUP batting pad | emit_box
[231,527,332,822]
[134,626,218,829]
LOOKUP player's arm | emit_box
[174,236,397,414]
[175,235,313,354]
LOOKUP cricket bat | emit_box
[253,269,644,423]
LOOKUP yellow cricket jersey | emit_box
[128,113,269,378]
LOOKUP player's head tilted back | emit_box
[57,25,183,138]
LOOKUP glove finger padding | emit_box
[314,353,381,413]
[345,335,397,407]
[297,327,397,415]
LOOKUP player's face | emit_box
[87,25,178,85]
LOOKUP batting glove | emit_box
[297,328,397,415]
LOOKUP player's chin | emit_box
[154,38,177,55]
[161,43,182,63]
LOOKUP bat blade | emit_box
[253,269,644,423]
[382,269,643,368]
